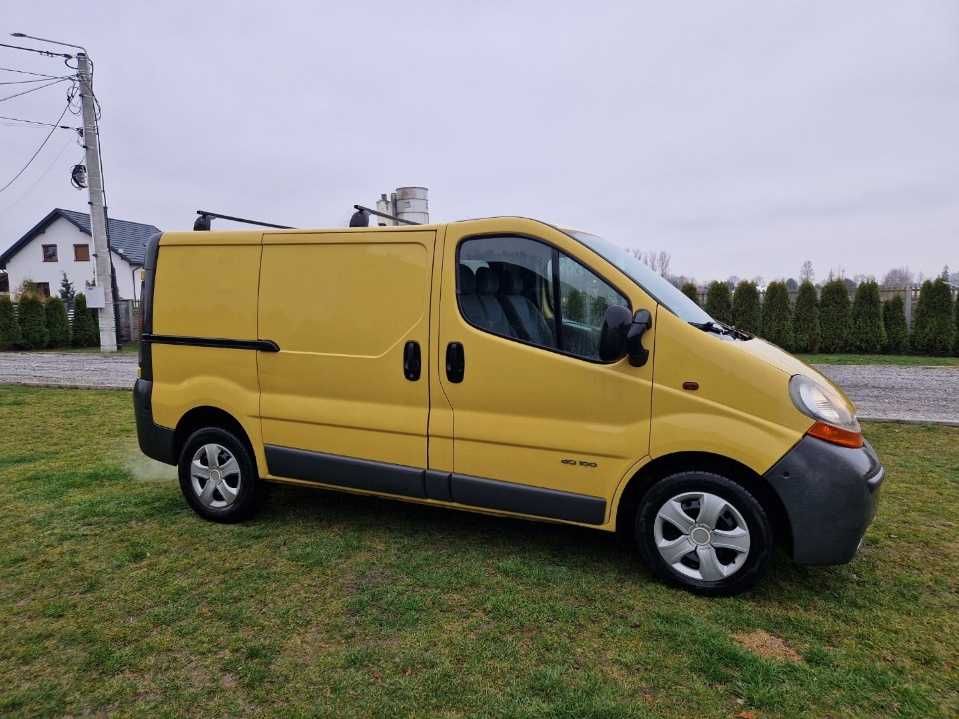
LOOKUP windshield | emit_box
[566,230,713,324]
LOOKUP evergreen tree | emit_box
[565,289,585,322]
[71,293,100,348]
[17,295,48,349]
[955,292,959,356]
[761,281,793,349]
[911,278,955,355]
[0,295,23,349]
[792,281,820,353]
[732,280,761,334]
[848,280,885,353]
[819,279,851,353]
[58,272,75,303]
[680,282,699,306]
[45,297,71,348]
[882,296,908,354]
[704,281,732,324]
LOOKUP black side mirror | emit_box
[626,309,653,366]
[599,306,653,365]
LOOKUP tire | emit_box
[636,471,773,596]
[177,427,260,523]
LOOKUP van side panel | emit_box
[257,230,434,473]
[149,234,265,471]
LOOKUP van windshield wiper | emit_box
[689,320,753,341]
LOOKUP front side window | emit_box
[457,236,629,361]
[74,244,90,262]
[42,244,58,262]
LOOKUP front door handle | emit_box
[445,342,464,383]
[403,340,421,381]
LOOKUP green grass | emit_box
[1,385,957,718]
[798,353,959,366]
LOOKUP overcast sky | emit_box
[1,1,956,283]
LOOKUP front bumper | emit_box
[765,435,884,565]
[133,378,177,465]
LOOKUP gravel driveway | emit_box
[1,352,957,425]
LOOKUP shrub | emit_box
[761,281,792,349]
[792,281,820,353]
[0,295,23,349]
[882,296,908,354]
[71,293,100,348]
[732,280,761,334]
[17,295,48,349]
[911,278,955,355]
[819,279,851,352]
[704,281,732,324]
[680,282,699,306]
[45,297,71,348]
[848,280,885,353]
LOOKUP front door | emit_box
[258,229,436,498]
[437,220,655,525]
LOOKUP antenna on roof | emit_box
[193,210,293,231]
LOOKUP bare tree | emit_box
[800,260,814,283]
[881,267,913,289]
[628,248,672,278]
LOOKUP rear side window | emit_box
[457,236,629,361]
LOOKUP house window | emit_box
[74,244,90,262]
[42,244,58,262]
[36,282,50,298]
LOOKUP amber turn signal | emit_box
[806,421,864,448]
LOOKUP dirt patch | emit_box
[733,630,802,663]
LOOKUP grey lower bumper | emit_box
[764,436,884,565]
[133,378,177,465]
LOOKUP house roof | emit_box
[0,208,160,269]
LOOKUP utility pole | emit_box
[76,52,117,352]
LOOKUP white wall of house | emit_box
[3,217,139,300]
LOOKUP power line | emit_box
[0,76,70,103]
[0,112,78,129]
[0,41,71,59]
[0,100,70,193]
[0,75,69,86]
[0,65,63,79]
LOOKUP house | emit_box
[0,208,160,301]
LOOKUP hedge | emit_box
[792,281,820,353]
[0,295,23,349]
[704,281,732,324]
[45,297,71,348]
[680,282,699,306]
[911,278,955,355]
[761,281,792,349]
[955,293,959,356]
[17,295,49,350]
[882,296,908,354]
[732,280,761,334]
[819,279,851,353]
[848,280,885,353]
[71,293,100,348]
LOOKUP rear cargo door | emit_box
[257,229,436,498]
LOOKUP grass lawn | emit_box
[0,386,957,718]
[798,353,959,367]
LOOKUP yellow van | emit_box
[134,217,884,595]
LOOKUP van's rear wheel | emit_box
[636,472,772,596]
[178,427,260,522]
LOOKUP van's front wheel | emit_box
[178,427,260,522]
[636,472,772,596]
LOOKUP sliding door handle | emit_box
[403,340,421,381]
[445,342,464,383]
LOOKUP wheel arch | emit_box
[173,405,256,465]
[614,451,792,551]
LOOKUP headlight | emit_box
[789,374,860,432]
